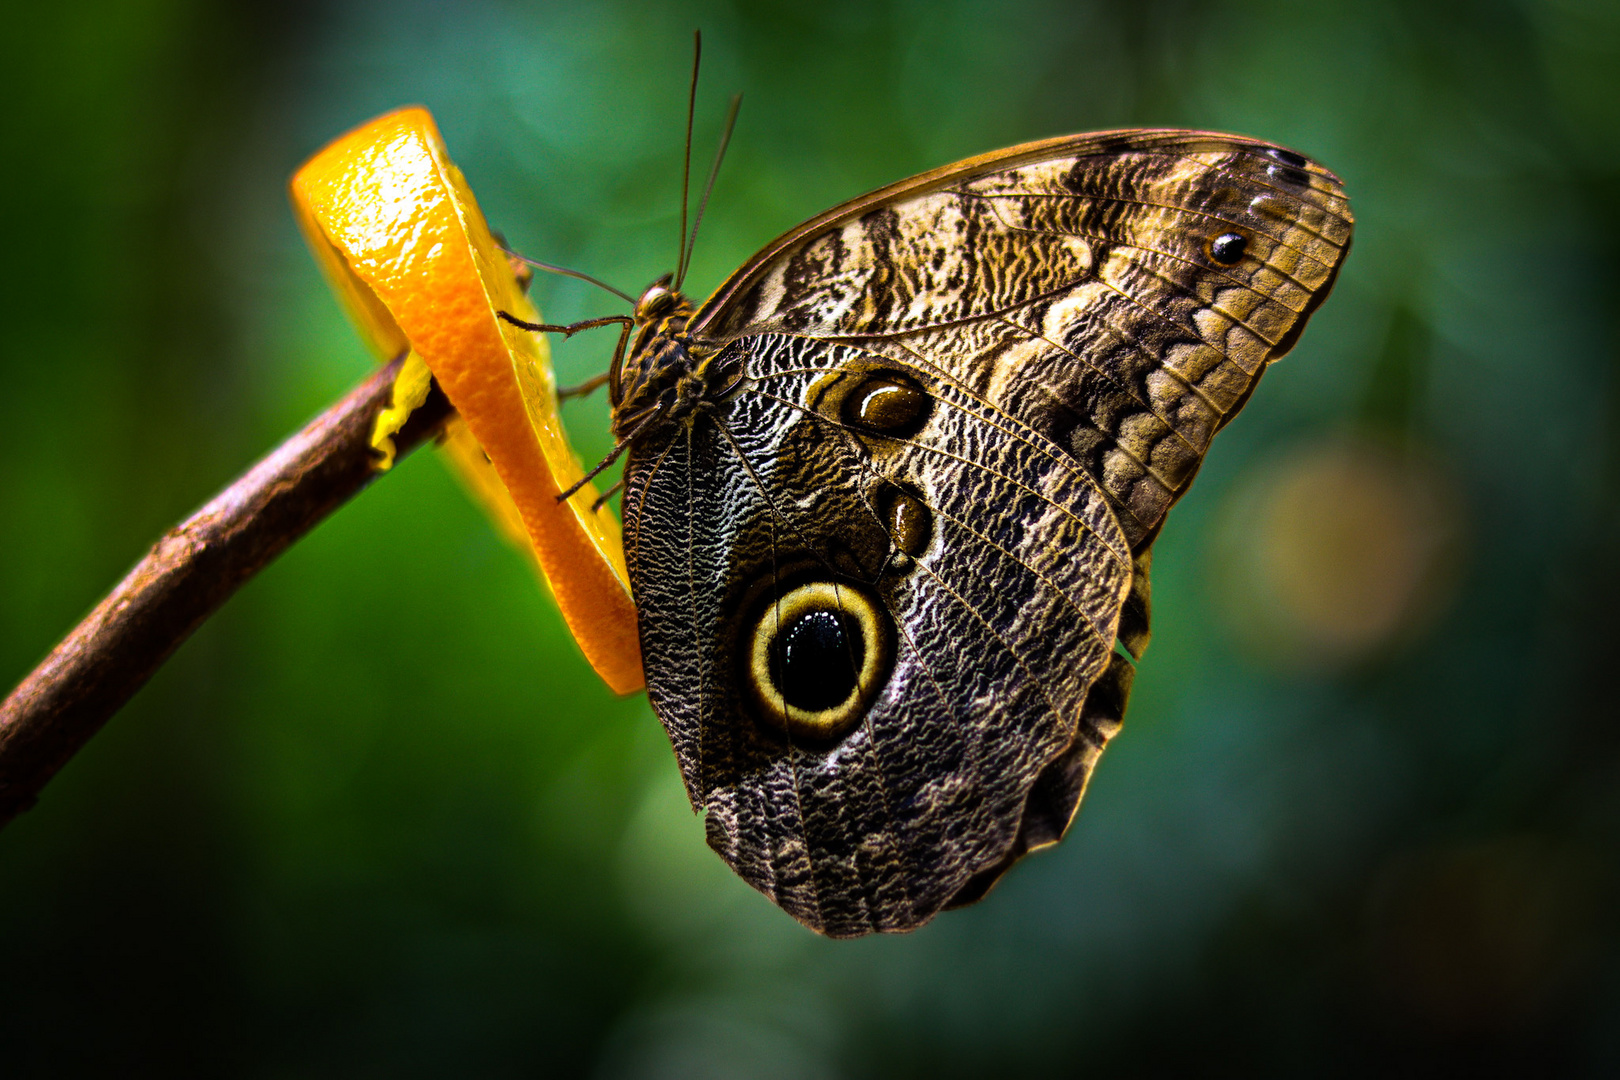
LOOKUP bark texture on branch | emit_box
[0,356,454,827]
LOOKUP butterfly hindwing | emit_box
[623,333,1132,936]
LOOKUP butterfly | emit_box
[514,128,1351,937]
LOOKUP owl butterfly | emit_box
[558,129,1349,937]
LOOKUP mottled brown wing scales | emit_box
[625,130,1351,935]
[696,132,1351,548]
[624,332,1133,936]
[945,649,1135,910]
[1117,549,1153,661]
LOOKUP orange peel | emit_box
[290,106,644,694]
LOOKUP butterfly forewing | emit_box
[693,130,1351,545]
[621,129,1352,935]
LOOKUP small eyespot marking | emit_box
[1209,232,1248,265]
[1267,163,1311,187]
[882,488,933,557]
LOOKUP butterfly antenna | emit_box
[499,246,635,305]
[676,29,701,291]
[678,91,742,290]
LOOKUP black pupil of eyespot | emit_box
[1266,163,1311,187]
[1211,232,1247,264]
[772,609,863,713]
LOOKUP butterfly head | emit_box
[632,273,684,324]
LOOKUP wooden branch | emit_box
[0,355,455,828]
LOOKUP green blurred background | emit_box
[2,0,1617,1074]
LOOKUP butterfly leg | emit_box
[556,404,665,504]
[604,318,634,405]
[496,311,633,338]
[590,479,625,512]
[558,372,612,399]
[498,311,635,404]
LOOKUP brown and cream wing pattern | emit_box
[693,130,1353,551]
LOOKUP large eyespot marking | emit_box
[747,582,890,741]
[842,373,931,437]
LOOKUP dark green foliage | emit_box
[1,0,1617,1074]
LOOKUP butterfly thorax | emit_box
[611,276,727,440]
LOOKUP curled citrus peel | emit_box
[290,106,644,694]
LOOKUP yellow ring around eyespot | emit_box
[289,107,644,694]
[748,582,887,740]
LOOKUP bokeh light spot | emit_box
[1212,435,1465,671]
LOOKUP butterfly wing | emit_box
[692,129,1352,551]
[624,336,1134,936]
[623,130,1352,936]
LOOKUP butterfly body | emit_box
[607,130,1352,937]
